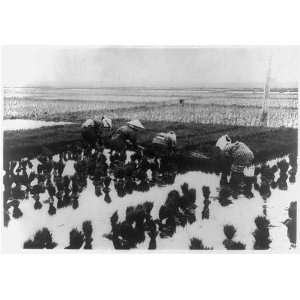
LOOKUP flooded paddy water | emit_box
[3,119,74,131]
[3,146,297,252]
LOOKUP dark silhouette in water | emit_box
[148,229,158,250]
[48,201,56,216]
[72,194,79,209]
[189,238,213,250]
[202,186,211,219]
[8,200,23,219]
[252,216,271,250]
[288,153,297,183]
[157,183,197,238]
[104,190,112,203]
[56,193,64,209]
[65,228,85,249]
[23,228,57,249]
[4,210,10,227]
[33,194,43,210]
[223,225,246,250]
[218,173,233,206]
[283,201,297,248]
[254,173,272,202]
[4,139,296,251]
[103,176,112,203]
[104,201,157,249]
[82,221,93,249]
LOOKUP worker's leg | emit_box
[81,127,97,147]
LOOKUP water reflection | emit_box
[253,216,271,250]
[2,143,298,251]
[189,238,212,250]
[283,201,297,248]
[23,228,57,249]
[223,225,246,250]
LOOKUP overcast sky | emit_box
[2,46,300,88]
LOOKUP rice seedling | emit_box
[223,225,236,240]
[65,228,85,249]
[23,228,57,249]
[82,221,93,249]
[253,216,271,250]
[189,238,213,250]
[223,225,246,250]
[254,216,270,230]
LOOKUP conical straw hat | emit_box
[127,119,145,129]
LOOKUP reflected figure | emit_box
[218,173,233,206]
[229,171,244,199]
[243,176,254,198]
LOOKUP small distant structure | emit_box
[179,99,185,106]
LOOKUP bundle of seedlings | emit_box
[223,225,246,250]
[23,228,57,249]
[253,216,271,250]
[189,238,213,250]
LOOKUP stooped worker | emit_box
[216,135,254,174]
[150,131,177,157]
[110,119,145,152]
[81,116,112,147]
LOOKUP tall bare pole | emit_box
[260,57,272,126]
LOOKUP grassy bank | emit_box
[3,119,298,162]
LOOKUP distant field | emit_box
[4,98,159,119]
[3,87,298,128]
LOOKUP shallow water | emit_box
[3,150,298,251]
[3,119,73,131]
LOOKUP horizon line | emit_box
[3,84,298,89]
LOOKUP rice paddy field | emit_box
[2,86,298,252]
[3,87,298,128]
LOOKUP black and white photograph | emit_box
[2,46,299,252]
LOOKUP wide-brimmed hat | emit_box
[127,119,145,130]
